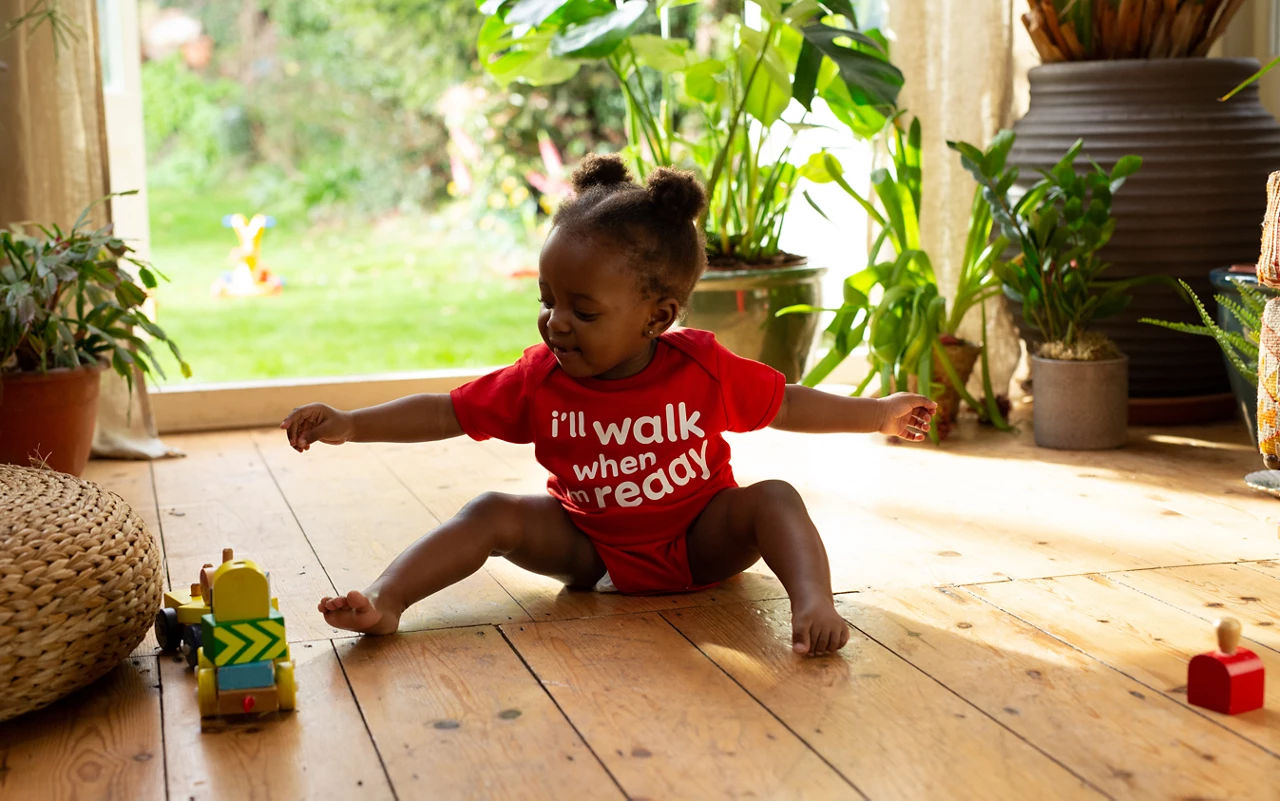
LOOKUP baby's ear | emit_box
[649,297,679,332]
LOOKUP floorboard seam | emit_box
[149,462,174,593]
[151,653,171,801]
[961,587,1280,760]
[1102,571,1280,657]
[329,639,400,801]
[1237,561,1280,580]
[371,440,545,621]
[1097,560,1249,576]
[494,625,630,801]
[254,437,341,598]
[834,599,1114,799]
[367,445,447,527]
[656,611,871,801]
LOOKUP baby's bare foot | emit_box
[791,600,850,656]
[318,589,401,635]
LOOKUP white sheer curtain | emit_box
[1,0,178,459]
[887,0,1037,395]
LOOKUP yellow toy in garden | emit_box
[156,548,296,718]
[211,213,283,297]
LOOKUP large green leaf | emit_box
[551,0,649,59]
[802,23,901,108]
[738,27,791,126]
[628,32,689,72]
[790,37,821,110]
[477,17,582,85]
[681,57,726,106]
[506,0,574,26]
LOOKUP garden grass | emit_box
[146,185,539,384]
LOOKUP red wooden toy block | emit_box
[1186,617,1265,715]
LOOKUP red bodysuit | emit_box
[449,328,784,593]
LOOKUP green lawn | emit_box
[146,186,540,384]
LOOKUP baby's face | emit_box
[537,227,662,380]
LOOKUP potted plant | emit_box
[1010,1,1280,409]
[780,120,1012,440]
[1142,269,1276,444]
[475,0,902,380]
[953,133,1146,449]
[1,196,190,475]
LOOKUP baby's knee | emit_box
[459,492,524,543]
[748,479,804,509]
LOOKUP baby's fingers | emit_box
[283,409,317,452]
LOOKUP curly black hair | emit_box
[551,154,707,306]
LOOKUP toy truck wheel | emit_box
[154,608,181,651]
[197,667,217,716]
[180,626,203,669]
[276,661,296,710]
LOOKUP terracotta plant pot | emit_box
[1030,354,1128,450]
[0,364,105,475]
[685,259,826,383]
[908,340,981,440]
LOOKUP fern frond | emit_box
[1216,294,1259,333]
[1139,318,1213,337]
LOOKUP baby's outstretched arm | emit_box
[769,385,937,441]
[281,393,464,452]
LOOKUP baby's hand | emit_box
[281,403,355,452]
[877,393,937,441]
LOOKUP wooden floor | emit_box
[3,415,1279,800]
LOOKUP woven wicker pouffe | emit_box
[0,465,162,722]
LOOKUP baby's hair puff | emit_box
[553,153,707,307]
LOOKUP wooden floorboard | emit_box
[1110,564,1280,654]
[335,625,619,800]
[5,419,1279,800]
[159,639,393,801]
[149,431,342,643]
[503,613,859,800]
[0,657,164,801]
[249,430,533,632]
[666,600,1101,800]
[969,573,1279,756]
[838,587,1279,800]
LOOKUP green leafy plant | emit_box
[1141,277,1267,386]
[475,0,902,265]
[951,132,1146,360]
[780,119,1011,436]
[1,195,191,388]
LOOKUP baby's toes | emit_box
[791,625,811,655]
[811,628,832,656]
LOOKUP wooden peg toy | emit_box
[1187,617,1264,715]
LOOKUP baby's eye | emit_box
[574,310,599,322]
[537,296,552,308]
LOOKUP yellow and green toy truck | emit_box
[155,548,296,717]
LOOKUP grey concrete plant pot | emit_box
[1031,354,1129,450]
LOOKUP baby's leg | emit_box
[320,492,604,634]
[685,481,848,656]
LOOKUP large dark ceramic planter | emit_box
[1031,354,1129,450]
[1010,58,1280,402]
[0,363,104,475]
[686,261,826,382]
